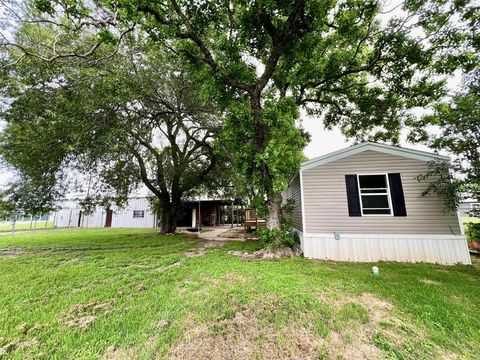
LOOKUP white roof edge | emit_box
[301,142,449,171]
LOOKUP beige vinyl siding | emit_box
[303,150,461,235]
[282,173,303,231]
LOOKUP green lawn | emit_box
[0,229,479,359]
[0,221,54,233]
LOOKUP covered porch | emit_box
[176,199,244,229]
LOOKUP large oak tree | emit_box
[1,0,475,240]
[1,38,223,233]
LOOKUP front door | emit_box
[105,209,113,227]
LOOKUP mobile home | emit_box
[283,142,470,265]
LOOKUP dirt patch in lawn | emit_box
[183,241,224,257]
[153,261,184,273]
[167,292,427,360]
[419,278,441,285]
[326,293,394,359]
[0,247,27,257]
[167,299,327,360]
[103,345,138,360]
[229,247,301,260]
[203,272,250,287]
[0,337,39,357]
[61,301,111,330]
[103,336,158,360]
[334,293,432,358]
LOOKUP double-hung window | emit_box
[357,174,392,215]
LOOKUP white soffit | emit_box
[301,142,449,171]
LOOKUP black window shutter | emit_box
[388,173,407,216]
[345,175,361,216]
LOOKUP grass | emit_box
[0,229,479,359]
[0,221,54,233]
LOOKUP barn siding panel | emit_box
[112,198,156,228]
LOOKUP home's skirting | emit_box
[294,230,471,265]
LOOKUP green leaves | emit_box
[33,0,55,15]
[417,160,463,214]
[97,29,118,45]
[423,73,480,203]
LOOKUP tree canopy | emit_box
[414,71,480,212]
[1,0,478,239]
[0,34,225,232]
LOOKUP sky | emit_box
[302,121,355,160]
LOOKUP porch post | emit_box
[198,199,201,238]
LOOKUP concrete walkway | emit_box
[193,225,246,241]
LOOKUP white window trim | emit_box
[357,173,393,217]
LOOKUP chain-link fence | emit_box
[0,213,55,234]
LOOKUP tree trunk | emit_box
[250,92,284,231]
[159,208,176,234]
[158,197,181,234]
[265,192,283,230]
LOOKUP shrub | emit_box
[258,198,300,249]
[258,220,300,249]
[465,222,480,250]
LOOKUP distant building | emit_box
[458,200,480,218]
[52,196,243,229]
